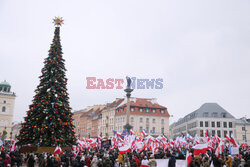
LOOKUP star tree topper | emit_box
[53,17,64,27]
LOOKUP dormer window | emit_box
[222,113,226,118]
[203,112,209,117]
[145,108,150,113]
[160,109,165,114]
[152,109,156,113]
[139,108,143,112]
[131,107,134,112]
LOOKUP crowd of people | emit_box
[0,146,249,167]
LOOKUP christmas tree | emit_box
[17,17,76,146]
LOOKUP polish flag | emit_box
[193,143,208,155]
[53,146,63,155]
[215,141,224,156]
[116,132,123,138]
[230,136,237,147]
[118,135,134,154]
[141,130,147,136]
[10,140,15,152]
[226,135,231,142]
[130,130,135,135]
[186,151,192,167]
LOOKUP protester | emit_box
[148,154,157,167]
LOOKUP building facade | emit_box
[115,98,170,137]
[170,103,236,138]
[11,122,21,140]
[101,98,123,138]
[0,81,16,139]
[235,117,250,145]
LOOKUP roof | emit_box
[236,118,250,125]
[171,103,235,127]
[116,97,169,117]
[0,81,10,86]
[117,97,166,109]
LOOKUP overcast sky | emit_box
[1,0,250,124]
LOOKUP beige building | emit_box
[101,98,123,138]
[115,98,170,137]
[235,117,250,145]
[0,81,16,139]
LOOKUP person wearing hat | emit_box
[140,156,149,167]
[148,154,157,167]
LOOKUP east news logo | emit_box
[86,77,163,89]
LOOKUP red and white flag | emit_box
[193,143,208,155]
[53,146,63,155]
[10,140,15,152]
[130,130,135,135]
[141,130,147,136]
[118,135,135,154]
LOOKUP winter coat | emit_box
[90,157,98,167]
[118,154,123,164]
[168,156,176,167]
[148,159,157,167]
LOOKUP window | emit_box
[217,130,221,137]
[205,121,209,127]
[161,119,164,124]
[161,128,164,134]
[152,119,155,123]
[131,117,134,122]
[229,122,232,128]
[211,122,215,127]
[200,130,203,137]
[222,113,226,118]
[2,106,6,112]
[223,122,227,128]
[139,108,143,112]
[212,112,218,117]
[152,127,155,133]
[243,135,246,141]
[146,118,149,123]
[200,121,203,127]
[217,122,220,127]
[160,109,165,114]
[224,131,227,138]
[203,112,209,117]
[229,131,233,137]
[131,107,134,112]
[212,130,215,136]
[145,108,150,113]
[140,118,143,123]
[146,127,149,133]
[242,127,246,131]
[3,101,6,103]
[152,109,156,113]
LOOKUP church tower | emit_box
[0,80,16,139]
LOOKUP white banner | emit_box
[156,159,186,167]
[231,146,239,155]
